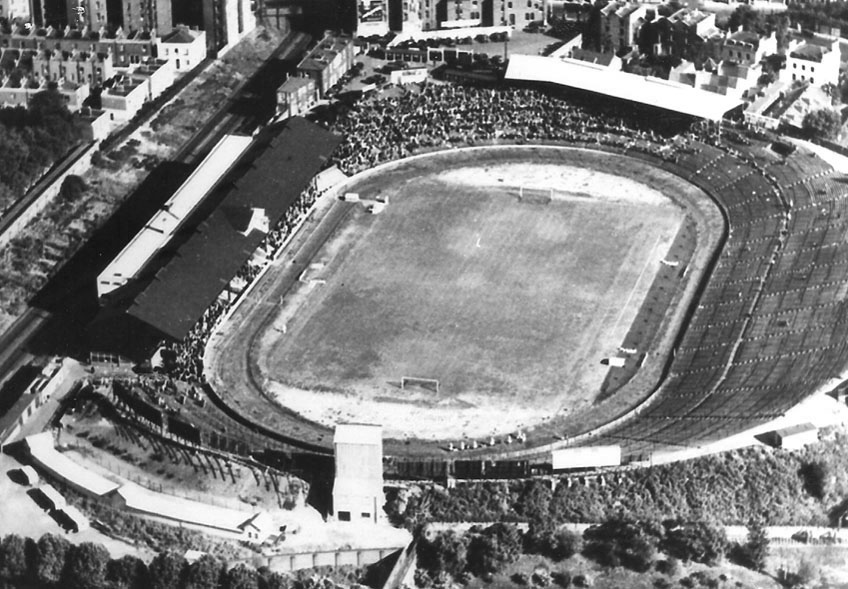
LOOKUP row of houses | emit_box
[0,24,206,134]
[1,0,254,55]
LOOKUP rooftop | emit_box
[726,30,761,47]
[25,432,120,497]
[334,423,383,446]
[97,134,253,298]
[116,482,259,533]
[570,48,617,67]
[298,36,352,72]
[790,42,828,62]
[161,27,203,44]
[505,53,742,121]
[279,76,315,93]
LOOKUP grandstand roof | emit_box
[505,54,743,121]
[126,117,342,341]
[25,432,120,497]
[115,482,257,533]
[97,134,253,298]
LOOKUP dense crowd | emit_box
[327,83,723,175]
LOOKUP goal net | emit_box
[517,185,553,205]
[401,376,441,394]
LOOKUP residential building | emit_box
[76,0,173,35]
[157,26,205,71]
[599,1,647,54]
[653,7,717,63]
[78,105,110,139]
[100,74,147,121]
[202,0,256,54]
[32,48,114,86]
[296,34,355,97]
[276,76,318,119]
[132,57,174,98]
[0,72,88,109]
[1,25,157,68]
[720,30,776,66]
[782,36,840,87]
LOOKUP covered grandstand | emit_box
[504,54,743,121]
[88,117,342,354]
[97,134,254,299]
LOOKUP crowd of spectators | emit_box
[326,83,725,175]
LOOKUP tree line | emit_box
[415,514,770,588]
[0,533,347,589]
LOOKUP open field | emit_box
[239,149,689,440]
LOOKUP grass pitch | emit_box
[260,150,685,430]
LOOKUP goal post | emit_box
[401,376,440,394]
[518,185,553,204]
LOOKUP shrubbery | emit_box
[394,432,848,530]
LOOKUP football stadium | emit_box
[89,82,848,476]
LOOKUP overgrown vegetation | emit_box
[416,514,754,588]
[389,429,848,529]
[0,89,86,214]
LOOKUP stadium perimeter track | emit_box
[205,140,848,462]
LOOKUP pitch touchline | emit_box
[609,233,663,337]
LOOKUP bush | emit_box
[466,523,522,576]
[583,516,660,572]
[799,461,828,500]
[660,520,727,565]
[59,174,87,202]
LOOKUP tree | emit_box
[583,516,661,572]
[525,523,582,561]
[799,461,828,500]
[418,529,469,577]
[802,108,842,140]
[184,554,223,589]
[0,535,28,582]
[223,563,259,589]
[741,519,769,571]
[106,555,148,589]
[258,570,290,589]
[62,542,110,589]
[466,523,522,576]
[59,174,87,202]
[147,551,185,589]
[34,533,72,587]
[517,480,552,524]
[661,520,727,565]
